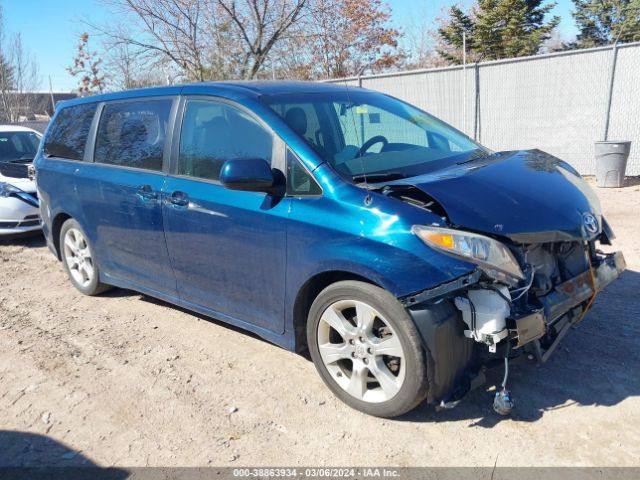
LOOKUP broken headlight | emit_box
[0,182,23,198]
[412,225,525,284]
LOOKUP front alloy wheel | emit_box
[308,281,428,417]
[317,299,406,403]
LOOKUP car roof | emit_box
[0,125,41,133]
[56,81,365,110]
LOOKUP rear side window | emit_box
[178,99,273,182]
[44,103,97,160]
[95,99,172,171]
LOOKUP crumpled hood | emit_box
[389,150,602,243]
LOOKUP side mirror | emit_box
[220,158,275,193]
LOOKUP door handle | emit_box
[168,190,189,206]
[136,184,158,200]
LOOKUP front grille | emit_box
[0,215,40,229]
[20,219,40,227]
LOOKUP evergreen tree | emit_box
[569,0,640,48]
[437,6,476,64]
[437,0,560,64]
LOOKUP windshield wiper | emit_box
[456,149,491,165]
[352,172,405,183]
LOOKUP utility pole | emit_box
[48,76,56,117]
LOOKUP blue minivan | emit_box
[35,82,625,417]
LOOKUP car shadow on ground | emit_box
[106,269,640,427]
[0,232,45,247]
[0,430,128,478]
[585,175,640,188]
[127,269,640,426]
[621,176,640,188]
[400,268,640,426]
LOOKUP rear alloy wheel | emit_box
[60,219,110,296]
[308,281,428,417]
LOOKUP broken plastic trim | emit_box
[379,184,449,219]
[11,191,39,208]
[400,270,481,307]
[539,250,625,323]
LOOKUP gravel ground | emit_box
[0,178,638,468]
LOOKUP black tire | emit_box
[59,218,111,296]
[307,280,428,418]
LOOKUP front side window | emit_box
[287,149,321,196]
[95,99,172,171]
[178,99,273,182]
[263,91,487,182]
[44,103,97,161]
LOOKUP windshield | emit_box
[263,90,488,182]
[0,130,42,163]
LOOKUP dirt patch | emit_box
[0,178,639,467]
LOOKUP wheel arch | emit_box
[292,270,383,353]
[51,212,73,260]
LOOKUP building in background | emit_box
[0,91,77,124]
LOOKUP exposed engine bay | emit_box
[405,236,625,414]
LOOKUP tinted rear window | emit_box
[44,103,97,161]
[95,99,172,171]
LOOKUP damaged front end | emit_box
[400,226,625,410]
[373,150,626,411]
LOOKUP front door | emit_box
[162,98,288,333]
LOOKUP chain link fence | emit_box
[329,42,640,176]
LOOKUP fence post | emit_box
[462,31,467,135]
[602,42,619,141]
[473,62,480,142]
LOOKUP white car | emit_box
[0,125,42,236]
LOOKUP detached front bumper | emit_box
[511,250,626,361]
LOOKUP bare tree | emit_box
[305,0,404,79]
[103,40,168,89]
[92,0,308,82]
[7,34,40,119]
[0,6,42,121]
[266,0,405,80]
[97,0,208,81]
[67,33,106,95]
[399,2,451,70]
[91,0,411,83]
[203,2,247,79]
[268,28,315,79]
[0,5,14,121]
[215,0,308,79]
